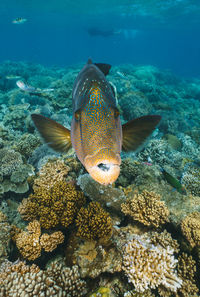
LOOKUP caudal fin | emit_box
[122,115,161,151]
[31,114,71,153]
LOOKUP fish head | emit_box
[71,59,122,185]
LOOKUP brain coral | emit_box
[18,180,86,229]
[0,259,87,296]
[75,202,112,242]
[121,190,169,228]
[13,220,64,260]
[181,212,200,247]
[122,236,182,292]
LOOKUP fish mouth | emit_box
[84,150,121,185]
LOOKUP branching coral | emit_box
[18,180,86,229]
[150,230,180,253]
[0,211,11,264]
[0,259,87,296]
[33,158,70,191]
[181,212,200,247]
[75,202,112,242]
[181,164,200,196]
[122,235,182,292]
[159,253,199,297]
[13,220,64,260]
[121,190,169,227]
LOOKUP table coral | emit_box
[181,212,200,247]
[0,259,87,296]
[18,180,86,229]
[75,202,113,242]
[122,235,182,293]
[121,190,169,228]
[13,220,65,260]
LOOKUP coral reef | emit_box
[0,148,34,195]
[13,220,64,260]
[0,259,87,296]
[150,230,180,253]
[76,202,113,242]
[18,180,86,229]
[181,212,200,247]
[121,190,169,228]
[122,235,182,292]
[33,158,70,191]
[66,238,122,278]
[0,211,11,264]
[181,163,200,196]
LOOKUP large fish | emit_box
[32,59,161,185]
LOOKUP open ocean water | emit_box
[0,1,200,296]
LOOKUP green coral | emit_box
[13,133,41,158]
[0,148,34,194]
[75,202,112,241]
[18,181,86,229]
[89,287,111,297]
[181,163,200,196]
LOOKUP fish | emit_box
[31,59,161,185]
[12,18,27,24]
[16,80,54,95]
[161,168,187,195]
[6,75,21,80]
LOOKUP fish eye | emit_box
[75,111,81,121]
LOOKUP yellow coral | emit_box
[181,212,200,247]
[18,181,86,229]
[121,190,169,227]
[13,220,65,260]
[40,231,64,252]
[33,158,70,191]
[15,220,41,261]
[75,202,112,241]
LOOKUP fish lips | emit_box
[84,149,121,185]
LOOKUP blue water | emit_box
[1,0,200,77]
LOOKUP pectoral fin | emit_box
[122,115,161,151]
[31,114,71,153]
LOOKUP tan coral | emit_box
[15,220,41,261]
[150,230,180,253]
[181,212,200,247]
[122,235,182,292]
[0,259,87,296]
[13,221,64,260]
[121,190,169,228]
[33,158,70,191]
[40,231,64,252]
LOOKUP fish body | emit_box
[71,59,122,184]
[161,168,186,195]
[32,59,161,185]
[12,18,27,24]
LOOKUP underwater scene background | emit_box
[1,0,200,296]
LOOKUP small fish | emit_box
[6,75,21,80]
[161,168,186,195]
[12,18,27,24]
[31,59,161,185]
[16,80,36,92]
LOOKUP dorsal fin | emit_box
[95,63,111,76]
[87,58,93,64]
